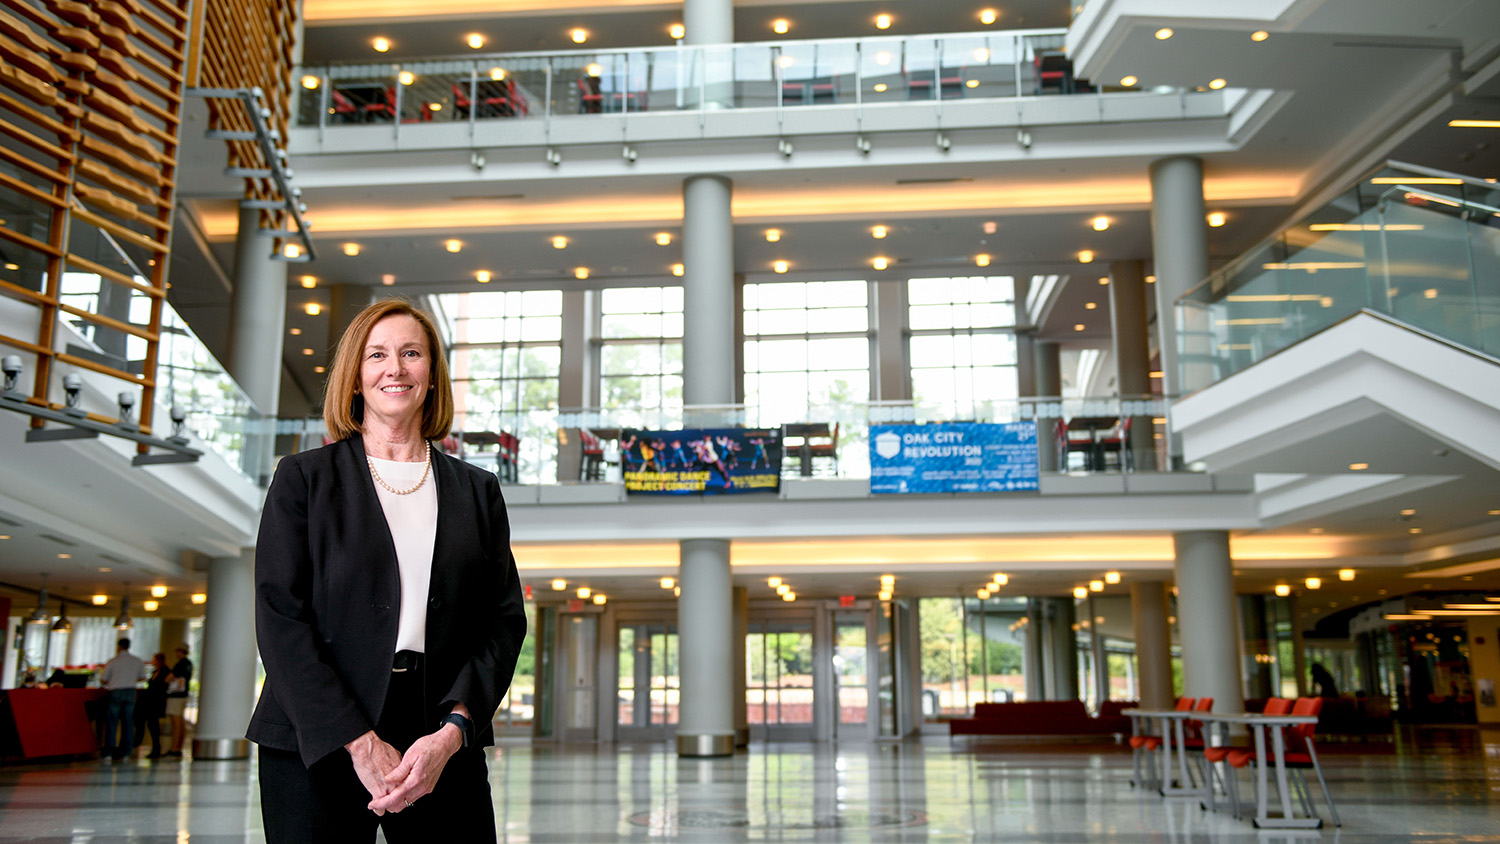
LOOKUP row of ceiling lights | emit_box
[364,8,1011,54]
[1116,28,1271,93]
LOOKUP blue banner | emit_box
[869,422,1039,494]
[621,428,782,495]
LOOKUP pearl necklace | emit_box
[368,440,431,495]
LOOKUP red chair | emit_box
[361,86,396,122]
[456,78,528,118]
[497,431,519,483]
[1129,696,1193,787]
[1094,416,1133,471]
[579,427,605,481]
[329,89,357,123]
[1205,697,1291,817]
[1224,697,1340,826]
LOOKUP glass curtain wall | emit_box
[918,596,1026,720]
[496,603,537,727]
[598,286,683,422]
[746,620,814,735]
[907,276,1019,418]
[743,280,871,419]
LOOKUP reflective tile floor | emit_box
[1,728,1498,842]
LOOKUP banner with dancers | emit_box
[620,427,783,495]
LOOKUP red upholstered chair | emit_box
[496,431,519,483]
[361,86,396,122]
[1129,696,1193,787]
[1220,697,1340,826]
[579,427,605,481]
[330,89,357,123]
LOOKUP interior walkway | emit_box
[0,730,1497,842]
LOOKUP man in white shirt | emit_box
[100,638,145,761]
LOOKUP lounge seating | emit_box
[949,700,1136,738]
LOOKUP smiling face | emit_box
[359,313,431,434]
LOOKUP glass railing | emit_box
[1176,161,1500,393]
[293,29,1172,130]
[277,395,1175,487]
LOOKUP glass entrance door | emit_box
[833,612,871,740]
[747,616,815,741]
[617,621,679,740]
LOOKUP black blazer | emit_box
[246,437,527,767]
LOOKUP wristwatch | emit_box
[441,712,472,748]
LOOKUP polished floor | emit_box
[0,729,1498,842]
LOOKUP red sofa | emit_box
[949,700,1137,738]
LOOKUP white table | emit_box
[1200,712,1322,829]
[1121,708,1206,798]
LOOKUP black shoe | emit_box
[164,750,182,757]
[146,752,162,759]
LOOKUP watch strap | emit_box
[441,712,472,748]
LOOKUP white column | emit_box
[1173,531,1244,714]
[1149,156,1208,416]
[192,549,258,759]
[872,280,908,401]
[227,206,287,484]
[681,175,735,421]
[677,539,734,756]
[1130,580,1174,709]
[733,585,748,746]
[1109,259,1157,470]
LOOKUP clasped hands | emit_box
[345,720,464,815]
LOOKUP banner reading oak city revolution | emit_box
[620,428,782,495]
[869,422,1039,494]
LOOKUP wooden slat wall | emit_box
[194,0,298,242]
[0,0,193,436]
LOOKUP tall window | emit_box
[907,276,1018,418]
[743,279,871,424]
[598,286,683,423]
[438,290,563,481]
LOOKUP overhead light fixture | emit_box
[191,593,207,605]
[1078,250,1095,263]
[476,270,492,283]
[980,8,998,24]
[1085,302,1098,310]
[92,594,109,606]
[872,225,888,239]
[1409,527,1423,535]
[1274,584,1291,597]
[467,33,485,49]
[398,71,415,86]
[776,584,791,596]
[764,229,782,243]
[1383,613,1430,620]
[1447,119,1500,128]
[875,13,891,29]
[577,587,591,599]
[674,586,681,597]
[1207,211,1227,227]
[977,588,990,599]
[987,581,1000,592]
[975,254,991,267]
[1208,78,1226,90]
[772,19,790,34]
[302,348,314,356]
[1074,324,1085,332]
[574,267,589,280]
[343,243,360,256]
[57,553,71,560]
[570,28,588,44]
[873,83,888,93]
[445,239,463,253]
[669,23,685,39]
[314,366,326,374]
[585,62,602,78]
[993,573,1008,586]
[1104,571,1121,585]
[872,257,889,270]
[372,37,391,52]
[655,232,672,246]
[114,596,133,629]
[551,579,567,591]
[52,600,71,632]
[1146,275,1156,283]
[1338,569,1356,582]
[768,577,782,588]
[305,303,321,316]
[301,75,320,90]
[489,67,507,81]
[782,592,796,602]
[552,235,568,249]
[300,275,317,289]
[773,260,789,274]
[1349,462,1369,471]
[660,577,675,589]
[143,600,159,612]
[1370,177,1464,185]
[1120,76,1138,87]
[1091,216,1109,231]
[1089,580,1104,592]
[151,586,168,598]
[1155,27,1173,40]
[880,574,895,587]
[878,590,893,601]
[1251,30,1269,41]
[593,593,607,605]
[1072,586,1088,600]
[27,586,50,626]
[1305,577,1321,590]
[382,274,396,286]
[282,243,302,259]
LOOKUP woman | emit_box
[138,653,168,758]
[247,300,527,842]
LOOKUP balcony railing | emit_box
[1175,161,1500,393]
[293,28,1186,132]
[278,395,1175,487]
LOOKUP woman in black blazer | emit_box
[248,299,526,843]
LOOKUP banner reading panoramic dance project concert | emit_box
[869,421,1039,494]
[620,428,782,495]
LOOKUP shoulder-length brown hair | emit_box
[323,299,454,441]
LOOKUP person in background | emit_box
[137,653,169,759]
[100,639,145,762]
[165,645,194,757]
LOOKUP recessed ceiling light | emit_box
[873,82,888,92]
[372,37,390,52]
[343,243,360,256]
[1092,216,1109,231]
[305,303,321,316]
[282,243,302,259]
[1338,569,1356,581]
[1305,577,1321,589]
[1349,462,1369,470]
[1074,324,1085,331]
[669,23,685,39]
[1409,527,1423,534]
[1072,587,1088,599]
[975,254,991,267]
[314,366,325,374]
[1079,249,1095,263]
[1400,508,1416,516]
[301,75,320,90]
[143,600,159,612]
[574,267,589,280]
[1251,30,1269,42]
[1207,211,1227,227]
[382,274,395,286]
[489,67,507,81]
[191,593,207,604]
[93,594,109,606]
[772,19,790,34]
[1104,571,1121,584]
[1098,276,1109,285]
[1489,509,1500,516]
[655,232,672,246]
[570,28,588,43]
[467,33,484,49]
[552,235,568,249]
[1155,27,1173,40]
[475,270,492,283]
[1309,527,1325,534]
[1085,302,1097,310]
[765,229,782,242]
[1146,275,1156,283]
[872,225,888,239]
[300,275,316,289]
[1120,75,1138,87]
[398,71,415,86]
[965,79,979,88]
[302,348,314,356]
[872,257,889,270]
[980,8,998,25]
[671,263,684,277]
[0,535,8,540]
[445,239,462,253]
[1274,584,1291,597]
[983,221,997,234]
[1209,78,1227,90]
[875,13,891,29]
[3,263,17,270]
[57,553,70,559]
[773,260,789,274]
[289,327,302,336]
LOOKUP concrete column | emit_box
[1035,341,1062,472]
[1148,157,1209,406]
[1130,580,1174,710]
[1109,259,1157,470]
[1024,598,1045,701]
[683,0,732,44]
[1173,531,1244,715]
[328,284,373,350]
[193,548,257,759]
[677,539,734,756]
[732,585,748,746]
[556,290,591,482]
[872,280,908,401]
[1088,594,1108,707]
[228,206,287,484]
[681,175,735,422]
[1289,593,1308,697]
[684,0,733,109]
[1043,598,1078,700]
[1015,333,1037,397]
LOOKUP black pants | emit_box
[257,668,496,843]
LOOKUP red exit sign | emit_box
[839,595,856,608]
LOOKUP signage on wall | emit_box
[869,421,1039,494]
[621,427,782,495]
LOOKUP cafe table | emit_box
[1196,711,1324,830]
[1120,707,1206,798]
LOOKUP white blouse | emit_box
[368,454,438,654]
